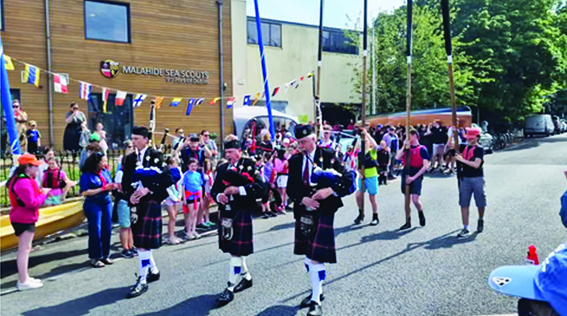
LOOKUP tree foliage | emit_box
[349,0,567,123]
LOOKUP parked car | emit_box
[472,123,494,153]
[524,114,555,137]
[560,119,567,133]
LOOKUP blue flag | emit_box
[243,94,251,106]
[186,99,195,116]
[0,35,21,155]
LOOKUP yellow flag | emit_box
[4,55,14,71]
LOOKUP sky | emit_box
[246,0,406,30]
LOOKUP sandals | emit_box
[90,259,105,268]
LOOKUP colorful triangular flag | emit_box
[272,87,280,97]
[23,64,40,87]
[195,98,205,106]
[289,80,296,87]
[133,94,146,108]
[307,72,314,78]
[186,99,195,116]
[170,98,182,107]
[53,74,68,94]
[300,76,305,81]
[252,93,261,106]
[209,97,220,105]
[284,83,290,92]
[154,97,164,109]
[227,97,235,109]
[102,88,110,113]
[79,82,92,100]
[243,94,251,106]
[4,55,14,71]
[115,90,127,106]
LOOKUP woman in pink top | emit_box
[8,154,51,291]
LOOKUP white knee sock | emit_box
[227,257,242,291]
[310,263,325,304]
[148,250,159,274]
[304,257,311,273]
[138,250,151,284]
[241,257,252,281]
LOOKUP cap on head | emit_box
[18,153,42,166]
[465,127,481,139]
[224,139,240,150]
[89,133,101,142]
[189,134,200,142]
[132,126,149,138]
[294,124,314,140]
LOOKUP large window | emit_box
[88,93,133,148]
[84,0,130,43]
[247,19,281,47]
[322,30,358,54]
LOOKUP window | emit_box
[247,19,281,47]
[84,0,130,43]
[322,30,358,54]
[88,93,133,147]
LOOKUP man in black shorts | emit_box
[396,129,430,230]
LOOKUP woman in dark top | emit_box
[80,152,116,267]
[63,102,87,152]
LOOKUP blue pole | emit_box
[253,0,275,140]
[0,35,21,155]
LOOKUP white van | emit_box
[525,114,555,137]
[233,107,299,140]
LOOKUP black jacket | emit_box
[287,147,352,219]
[121,147,174,205]
[210,157,265,212]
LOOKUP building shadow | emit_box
[255,305,299,316]
[22,286,129,316]
[138,294,220,316]
[1,248,88,279]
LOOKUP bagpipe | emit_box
[309,165,356,197]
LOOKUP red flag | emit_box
[272,87,280,97]
[115,90,127,106]
[300,76,305,81]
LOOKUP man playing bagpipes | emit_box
[121,126,181,298]
[210,137,265,306]
[287,124,356,316]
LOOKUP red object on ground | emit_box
[527,245,540,265]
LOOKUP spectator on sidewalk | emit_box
[382,127,399,180]
[164,157,183,245]
[63,102,87,153]
[42,157,75,206]
[79,134,101,169]
[8,154,50,291]
[25,120,41,154]
[80,152,116,268]
[114,141,136,258]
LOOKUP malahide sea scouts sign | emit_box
[100,60,209,85]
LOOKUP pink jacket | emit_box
[9,177,47,224]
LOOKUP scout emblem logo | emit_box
[492,277,511,287]
[100,60,120,79]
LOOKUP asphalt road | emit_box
[1,134,567,316]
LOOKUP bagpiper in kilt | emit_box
[287,124,355,316]
[121,126,181,299]
[211,137,264,306]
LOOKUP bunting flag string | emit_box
[186,98,195,116]
[6,55,314,110]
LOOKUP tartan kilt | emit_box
[294,214,337,264]
[218,209,254,257]
[132,200,162,249]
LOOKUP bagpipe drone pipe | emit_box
[309,165,356,198]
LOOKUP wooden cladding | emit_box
[3,0,233,149]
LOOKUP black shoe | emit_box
[418,212,426,227]
[399,222,411,230]
[233,278,253,293]
[457,228,470,239]
[477,219,484,233]
[127,277,148,298]
[300,294,325,308]
[307,301,323,316]
[268,211,277,217]
[147,270,160,283]
[261,213,270,219]
[216,288,234,306]
[121,249,134,259]
[354,212,364,225]
[370,217,379,226]
[285,205,293,211]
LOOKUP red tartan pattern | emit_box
[294,214,337,264]
[218,210,254,257]
[132,200,162,249]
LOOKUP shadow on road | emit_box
[256,305,299,316]
[1,261,90,291]
[139,294,220,316]
[0,248,88,279]
[21,286,129,316]
[360,228,418,243]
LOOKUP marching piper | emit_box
[211,137,264,306]
[287,124,355,316]
[121,126,181,298]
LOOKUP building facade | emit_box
[231,0,361,124]
[1,0,232,150]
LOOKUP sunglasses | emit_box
[13,106,19,109]
[203,134,210,137]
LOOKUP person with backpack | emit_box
[354,129,381,226]
[8,154,51,291]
